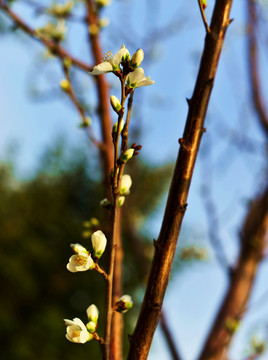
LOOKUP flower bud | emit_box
[79,117,92,128]
[114,295,133,313]
[118,196,125,207]
[60,79,71,92]
[131,49,144,68]
[110,95,122,112]
[120,174,132,195]
[91,230,107,259]
[63,57,72,69]
[87,304,99,323]
[86,321,97,333]
[70,243,88,254]
[99,17,109,29]
[120,149,134,163]
[112,120,124,135]
[89,24,99,36]
[95,0,111,7]
[100,198,111,208]
[201,0,207,9]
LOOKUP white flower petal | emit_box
[136,79,155,88]
[90,61,113,75]
[127,67,145,83]
[113,44,130,66]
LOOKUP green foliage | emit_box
[0,141,172,359]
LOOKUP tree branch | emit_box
[127,1,234,359]
[0,3,92,72]
[198,186,268,360]
[160,311,182,360]
[247,0,268,136]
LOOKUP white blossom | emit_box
[126,67,155,89]
[67,252,94,272]
[91,230,107,258]
[120,174,132,195]
[64,318,92,344]
[90,44,130,75]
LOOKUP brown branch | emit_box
[84,2,123,360]
[85,0,114,187]
[247,0,268,136]
[198,186,268,360]
[0,3,92,72]
[127,1,234,359]
[61,62,104,149]
[160,311,182,360]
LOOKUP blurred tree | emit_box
[0,140,173,360]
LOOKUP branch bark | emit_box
[127,1,233,359]
[85,2,123,360]
[198,186,268,360]
[247,0,268,136]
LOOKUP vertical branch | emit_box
[85,0,114,187]
[85,2,123,359]
[198,186,268,360]
[127,1,233,359]
[247,0,268,136]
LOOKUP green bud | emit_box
[118,196,125,207]
[110,95,122,112]
[100,198,111,208]
[120,149,134,163]
[86,321,97,333]
[113,120,124,134]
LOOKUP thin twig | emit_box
[197,0,211,34]
[160,311,182,360]
[61,62,103,149]
[0,3,92,72]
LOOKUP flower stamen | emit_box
[101,51,113,62]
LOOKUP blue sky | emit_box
[1,0,268,359]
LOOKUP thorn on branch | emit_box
[153,239,160,250]
[178,203,188,212]
[178,138,192,151]
[186,98,192,106]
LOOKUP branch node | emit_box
[178,203,188,212]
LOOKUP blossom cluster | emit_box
[64,304,99,344]
[90,44,155,90]
[67,230,107,272]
